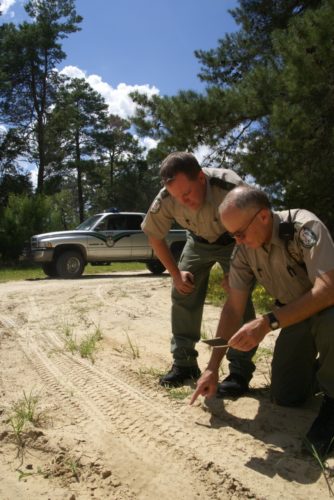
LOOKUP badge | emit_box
[150,197,161,214]
[106,235,115,247]
[299,227,317,248]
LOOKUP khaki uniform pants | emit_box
[171,234,255,379]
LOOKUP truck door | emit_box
[126,215,152,258]
[101,215,133,259]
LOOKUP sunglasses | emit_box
[227,208,262,240]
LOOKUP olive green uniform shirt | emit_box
[141,167,243,242]
[229,209,334,304]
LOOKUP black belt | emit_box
[191,232,234,246]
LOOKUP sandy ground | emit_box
[0,270,333,500]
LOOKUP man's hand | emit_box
[190,368,219,405]
[221,273,230,295]
[228,316,269,351]
[173,270,195,294]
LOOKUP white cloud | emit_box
[134,135,158,154]
[29,167,38,188]
[194,144,218,167]
[0,0,16,15]
[59,65,159,120]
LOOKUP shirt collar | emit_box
[264,212,282,249]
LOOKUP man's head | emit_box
[160,152,206,210]
[219,186,272,248]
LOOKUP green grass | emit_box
[207,265,274,313]
[0,262,146,282]
[8,390,41,447]
[62,325,103,363]
[0,261,273,314]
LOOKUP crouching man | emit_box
[191,185,334,458]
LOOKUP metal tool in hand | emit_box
[201,338,229,348]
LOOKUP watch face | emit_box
[267,312,279,330]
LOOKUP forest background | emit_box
[0,0,333,261]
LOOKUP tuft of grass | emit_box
[79,328,103,362]
[63,325,78,354]
[8,390,41,448]
[65,457,81,482]
[124,332,140,359]
[137,366,165,379]
[62,324,103,363]
[167,387,193,400]
[303,438,334,496]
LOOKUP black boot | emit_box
[216,373,249,398]
[303,395,334,459]
[159,364,201,387]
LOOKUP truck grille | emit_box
[31,237,38,248]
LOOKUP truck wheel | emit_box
[56,250,85,278]
[146,260,165,275]
[42,262,58,277]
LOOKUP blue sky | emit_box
[1,1,238,94]
[1,0,239,161]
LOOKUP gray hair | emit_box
[219,186,271,216]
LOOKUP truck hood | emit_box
[33,230,91,241]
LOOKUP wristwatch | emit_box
[265,311,280,330]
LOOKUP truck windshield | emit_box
[76,215,102,230]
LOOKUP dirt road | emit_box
[0,271,332,499]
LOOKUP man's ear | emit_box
[261,208,271,224]
[198,171,206,184]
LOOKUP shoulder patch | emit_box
[209,177,237,192]
[299,227,318,248]
[150,197,161,214]
[161,187,170,199]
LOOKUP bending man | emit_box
[142,151,255,391]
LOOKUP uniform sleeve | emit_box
[228,246,255,292]
[224,169,246,187]
[141,191,175,240]
[296,220,334,282]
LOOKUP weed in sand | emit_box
[61,324,103,363]
[79,328,103,362]
[65,456,81,481]
[8,390,41,449]
[167,387,193,400]
[137,367,165,379]
[17,466,45,481]
[303,438,334,496]
[124,332,140,359]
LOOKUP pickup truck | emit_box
[21,211,187,279]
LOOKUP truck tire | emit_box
[42,262,58,277]
[146,260,165,275]
[56,250,85,278]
